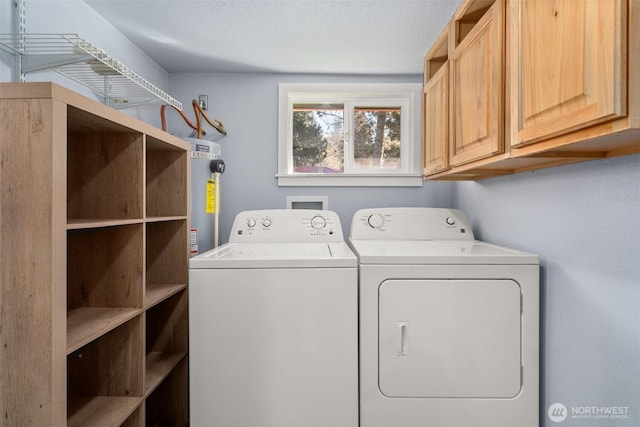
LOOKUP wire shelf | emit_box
[0,33,182,110]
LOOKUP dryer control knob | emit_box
[247,218,257,228]
[310,215,327,229]
[368,214,384,229]
[446,217,456,226]
[262,218,272,228]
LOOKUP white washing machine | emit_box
[189,209,358,427]
[348,207,539,427]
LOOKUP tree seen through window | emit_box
[292,104,401,173]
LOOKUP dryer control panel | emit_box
[350,208,474,240]
[230,209,344,243]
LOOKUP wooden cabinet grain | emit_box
[450,0,505,166]
[0,82,190,426]
[423,28,450,175]
[424,0,640,181]
[510,0,628,146]
[423,0,508,179]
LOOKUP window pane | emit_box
[354,107,401,169]
[292,104,345,173]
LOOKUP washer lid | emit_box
[189,241,357,269]
[348,240,538,265]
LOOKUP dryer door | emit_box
[379,279,522,398]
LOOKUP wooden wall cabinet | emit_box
[450,0,505,166]
[0,82,190,426]
[510,0,628,147]
[424,0,640,180]
[423,28,450,175]
[423,0,508,179]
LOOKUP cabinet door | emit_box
[510,0,627,147]
[450,1,504,166]
[423,62,449,175]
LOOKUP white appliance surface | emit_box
[349,207,540,427]
[189,241,355,268]
[352,239,538,264]
[189,209,358,427]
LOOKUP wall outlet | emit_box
[198,94,208,110]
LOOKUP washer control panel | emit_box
[230,209,343,243]
[350,208,474,240]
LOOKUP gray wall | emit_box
[168,72,454,245]
[455,154,640,426]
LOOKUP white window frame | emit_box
[277,83,423,187]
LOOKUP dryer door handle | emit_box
[397,322,410,356]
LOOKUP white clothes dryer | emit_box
[189,209,358,427]
[348,207,539,427]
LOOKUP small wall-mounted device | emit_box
[198,94,208,110]
[286,196,328,210]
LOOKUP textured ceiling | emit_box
[85,0,462,75]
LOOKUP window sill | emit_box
[276,174,424,187]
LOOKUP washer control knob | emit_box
[247,218,256,228]
[368,214,384,229]
[446,217,456,226]
[310,215,327,229]
[262,218,272,228]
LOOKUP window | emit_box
[278,83,423,186]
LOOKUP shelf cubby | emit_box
[146,135,189,219]
[424,28,449,83]
[67,223,144,352]
[67,316,144,426]
[145,290,188,396]
[145,357,189,427]
[454,0,495,47]
[67,116,143,222]
[145,220,188,306]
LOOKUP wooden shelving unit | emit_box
[0,82,190,426]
